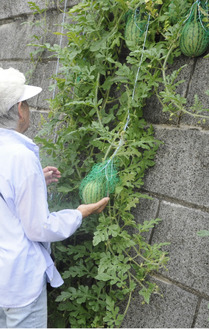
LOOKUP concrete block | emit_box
[26,10,71,59]
[133,197,160,242]
[0,11,69,61]
[0,20,32,60]
[180,56,209,128]
[31,61,58,108]
[143,93,178,125]
[0,0,56,19]
[195,299,209,328]
[144,125,209,208]
[134,197,159,223]
[24,0,79,14]
[122,278,198,328]
[152,201,209,295]
[0,0,79,20]
[0,1,13,20]
[186,57,209,109]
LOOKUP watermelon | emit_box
[124,9,147,49]
[81,180,107,204]
[179,20,209,57]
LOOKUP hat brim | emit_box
[18,85,42,103]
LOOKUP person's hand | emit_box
[77,197,110,218]
[43,166,61,186]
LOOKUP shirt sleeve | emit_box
[15,162,82,243]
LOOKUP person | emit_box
[0,67,109,328]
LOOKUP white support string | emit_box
[101,10,151,178]
[183,0,199,24]
[52,5,150,169]
[52,0,68,143]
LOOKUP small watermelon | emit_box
[124,9,147,49]
[81,180,107,204]
[179,20,209,57]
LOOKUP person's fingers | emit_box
[44,170,60,185]
[44,166,61,176]
[77,197,110,218]
[45,170,53,178]
[94,197,110,213]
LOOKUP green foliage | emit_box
[23,1,50,83]
[27,0,209,327]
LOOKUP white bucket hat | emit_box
[0,67,42,115]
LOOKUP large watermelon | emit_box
[179,20,209,57]
[81,180,107,204]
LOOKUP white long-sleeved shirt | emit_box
[0,128,82,307]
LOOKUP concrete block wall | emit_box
[122,56,209,328]
[1,1,209,328]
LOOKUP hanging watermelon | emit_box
[179,2,209,57]
[81,180,107,204]
[124,9,147,50]
[79,161,119,204]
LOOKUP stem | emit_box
[103,104,130,161]
[101,88,111,113]
[162,42,177,81]
[95,73,103,126]
[125,248,162,267]
[75,164,81,179]
[128,271,145,288]
[103,136,118,161]
[122,272,133,318]
[105,239,148,290]
[194,2,198,21]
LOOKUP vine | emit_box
[27,0,209,327]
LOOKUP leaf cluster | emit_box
[27,0,205,327]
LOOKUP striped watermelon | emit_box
[179,20,209,57]
[124,9,147,49]
[82,180,107,204]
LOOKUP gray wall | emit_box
[0,0,72,136]
[122,56,209,327]
[1,1,209,328]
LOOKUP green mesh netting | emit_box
[79,160,119,204]
[124,8,148,49]
[179,0,209,57]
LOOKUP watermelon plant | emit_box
[27,0,209,327]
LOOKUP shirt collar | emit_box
[0,128,39,158]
